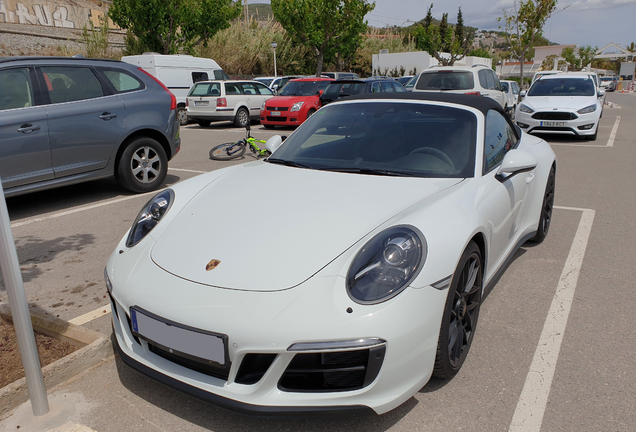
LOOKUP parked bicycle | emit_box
[209,123,271,161]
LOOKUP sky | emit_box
[253,0,636,50]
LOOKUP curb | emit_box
[0,304,113,418]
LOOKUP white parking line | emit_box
[10,192,156,229]
[509,206,595,432]
[549,116,620,148]
[68,304,111,326]
[168,168,208,174]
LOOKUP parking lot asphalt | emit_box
[1,93,635,431]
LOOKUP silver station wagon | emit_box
[0,56,181,197]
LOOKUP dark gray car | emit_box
[0,56,180,197]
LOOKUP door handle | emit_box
[100,112,117,120]
[17,124,40,134]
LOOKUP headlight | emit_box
[346,226,426,304]
[261,100,266,110]
[126,189,174,247]
[577,104,596,114]
[291,101,304,112]
[519,104,534,114]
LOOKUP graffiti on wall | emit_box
[0,0,120,30]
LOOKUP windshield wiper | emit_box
[320,168,414,177]
[266,158,312,169]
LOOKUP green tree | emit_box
[414,4,473,66]
[499,0,558,91]
[271,0,375,76]
[577,45,598,70]
[109,0,241,55]
[561,46,580,70]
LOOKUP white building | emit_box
[371,51,491,77]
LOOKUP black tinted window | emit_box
[416,71,474,90]
[0,68,34,110]
[192,72,208,83]
[42,66,104,103]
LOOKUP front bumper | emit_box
[107,240,448,415]
[515,109,599,136]
[259,109,305,126]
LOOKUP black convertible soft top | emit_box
[342,91,505,116]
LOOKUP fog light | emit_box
[578,124,594,130]
[517,121,529,129]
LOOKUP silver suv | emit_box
[0,56,180,197]
[412,65,506,109]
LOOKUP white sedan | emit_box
[515,75,604,140]
[106,93,557,416]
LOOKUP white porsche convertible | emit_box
[106,93,556,416]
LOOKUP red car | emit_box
[260,77,333,128]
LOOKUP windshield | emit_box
[528,78,596,97]
[416,71,475,91]
[269,101,476,178]
[405,75,417,89]
[255,78,273,86]
[600,77,614,82]
[280,80,320,96]
[323,82,365,99]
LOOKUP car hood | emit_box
[524,96,597,111]
[151,163,462,291]
[264,95,316,107]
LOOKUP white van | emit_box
[121,53,229,125]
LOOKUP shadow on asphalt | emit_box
[5,174,182,222]
[113,351,417,431]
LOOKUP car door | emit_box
[0,67,53,189]
[480,109,531,274]
[240,82,265,119]
[479,69,506,108]
[39,65,125,178]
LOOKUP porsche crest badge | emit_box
[206,259,221,271]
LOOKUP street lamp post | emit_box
[271,42,278,78]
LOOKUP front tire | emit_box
[234,107,250,128]
[584,126,598,141]
[209,142,246,160]
[117,137,168,193]
[433,241,482,379]
[263,124,275,129]
[306,109,316,120]
[528,165,556,244]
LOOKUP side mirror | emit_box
[598,89,605,97]
[519,90,527,98]
[317,90,324,96]
[495,150,537,182]
[265,135,283,154]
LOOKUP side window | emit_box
[484,110,518,173]
[192,72,208,83]
[380,81,393,92]
[240,82,258,95]
[490,70,501,90]
[393,82,407,92]
[371,82,381,93]
[214,70,229,80]
[224,83,242,95]
[189,82,221,96]
[41,66,104,103]
[254,82,273,96]
[0,68,34,110]
[101,68,144,93]
[478,70,488,89]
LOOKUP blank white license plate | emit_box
[194,101,209,106]
[271,111,281,116]
[540,121,566,127]
[130,307,226,365]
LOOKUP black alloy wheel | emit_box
[433,241,482,379]
[529,165,556,244]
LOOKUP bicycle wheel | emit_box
[209,141,247,160]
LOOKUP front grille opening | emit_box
[125,314,141,345]
[148,343,231,381]
[266,116,287,122]
[279,346,385,392]
[266,106,289,111]
[235,354,277,385]
[532,126,576,133]
[532,112,578,120]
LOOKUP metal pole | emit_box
[273,47,277,78]
[0,177,49,416]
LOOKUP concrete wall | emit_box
[0,0,119,30]
[372,51,438,76]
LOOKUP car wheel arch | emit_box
[114,129,173,176]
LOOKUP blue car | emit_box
[319,77,407,106]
